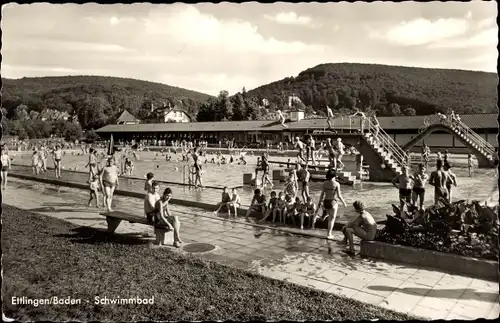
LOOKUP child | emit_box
[276,192,287,224]
[283,194,294,224]
[214,186,231,216]
[144,172,155,192]
[260,191,279,224]
[227,188,241,218]
[300,196,316,230]
[88,174,101,208]
[468,153,473,177]
[311,202,327,229]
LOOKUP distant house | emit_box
[38,108,70,122]
[117,110,141,125]
[162,106,191,123]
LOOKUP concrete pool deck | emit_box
[2,179,499,320]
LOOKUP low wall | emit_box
[360,240,499,282]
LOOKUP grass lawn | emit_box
[2,204,417,321]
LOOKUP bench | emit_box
[99,210,173,245]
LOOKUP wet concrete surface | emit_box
[2,178,499,320]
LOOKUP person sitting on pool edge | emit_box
[227,188,241,218]
[214,186,231,216]
[154,187,183,248]
[245,188,267,219]
[341,201,377,256]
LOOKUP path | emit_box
[2,178,498,320]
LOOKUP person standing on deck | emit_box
[443,162,457,202]
[392,167,413,213]
[294,137,306,163]
[53,145,63,179]
[410,164,429,211]
[277,110,288,128]
[429,159,449,204]
[326,105,337,132]
[335,138,346,171]
[100,157,119,212]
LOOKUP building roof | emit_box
[96,113,498,133]
[96,120,275,133]
[117,110,140,123]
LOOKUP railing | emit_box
[364,116,409,170]
[430,114,496,159]
[452,119,496,159]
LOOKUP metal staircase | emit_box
[363,117,409,175]
[421,114,496,164]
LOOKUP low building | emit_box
[95,113,498,153]
[116,110,141,125]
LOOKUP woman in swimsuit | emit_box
[53,145,63,179]
[86,148,99,181]
[1,145,11,190]
[318,169,347,239]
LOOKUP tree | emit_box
[230,93,246,121]
[15,104,29,120]
[388,103,401,116]
[403,107,416,116]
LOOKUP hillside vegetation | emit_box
[245,63,498,116]
[1,75,212,131]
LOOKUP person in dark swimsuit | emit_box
[318,169,347,239]
[410,164,429,211]
[259,154,273,188]
[246,189,267,219]
[392,167,413,213]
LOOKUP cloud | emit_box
[7,39,134,53]
[370,18,470,46]
[264,11,313,26]
[142,5,324,55]
[428,27,498,49]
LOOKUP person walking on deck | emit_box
[1,145,11,190]
[318,169,347,240]
[100,157,119,212]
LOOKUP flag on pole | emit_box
[107,134,114,156]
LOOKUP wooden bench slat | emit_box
[100,211,150,225]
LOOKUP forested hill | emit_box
[245,63,498,116]
[1,75,213,130]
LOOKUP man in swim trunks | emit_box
[53,145,63,179]
[341,201,377,256]
[144,181,161,224]
[429,159,449,204]
[1,145,11,190]
[324,138,337,169]
[410,163,429,211]
[100,157,120,212]
[335,138,346,170]
[326,105,336,131]
[392,167,413,214]
[318,169,347,239]
[154,187,183,248]
[443,162,457,202]
[294,137,306,163]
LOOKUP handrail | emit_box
[436,115,495,158]
[454,119,495,158]
[362,116,408,170]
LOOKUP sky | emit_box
[2,2,498,96]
